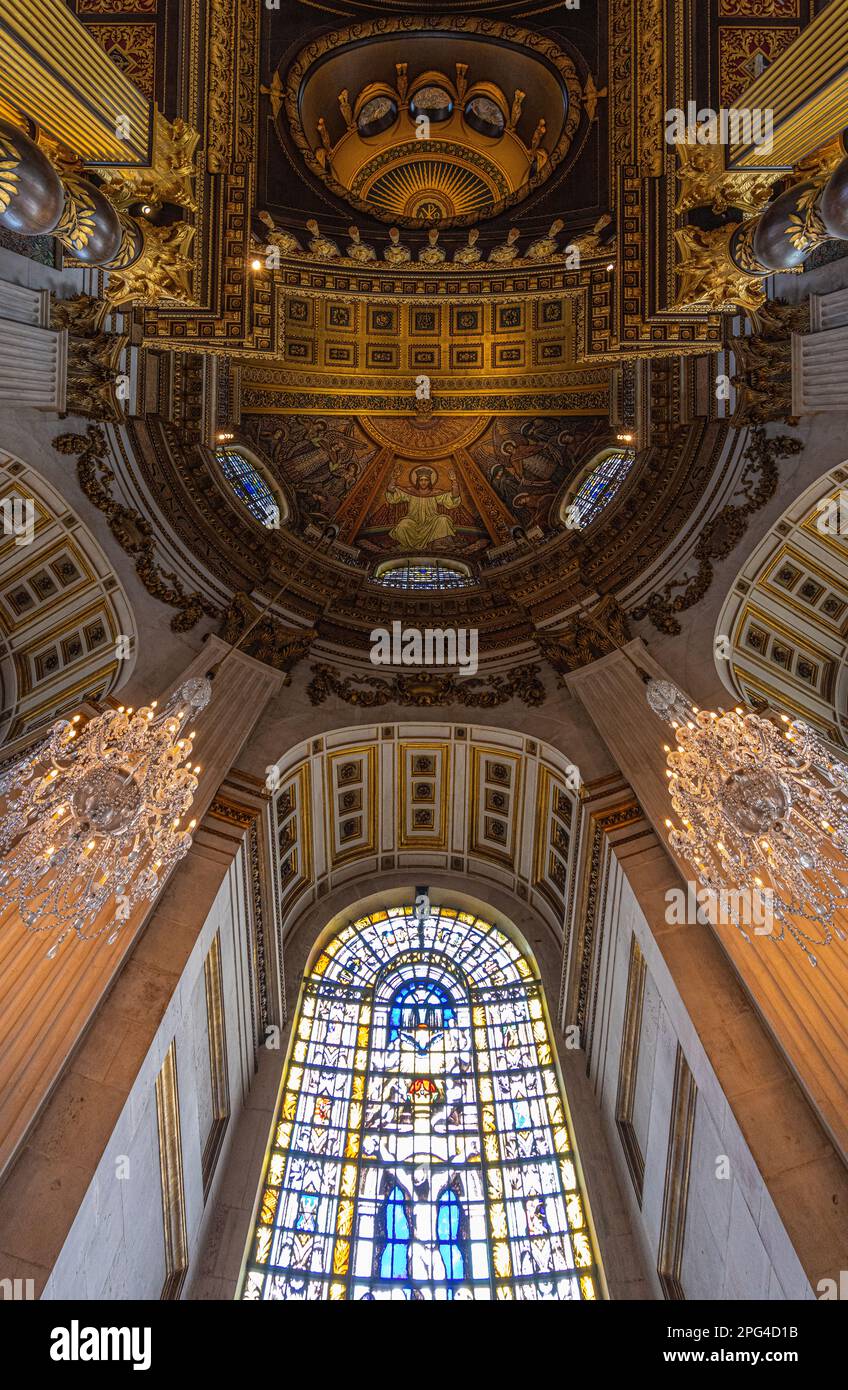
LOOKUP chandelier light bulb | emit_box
[0,676,212,957]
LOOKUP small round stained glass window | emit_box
[216,447,281,530]
[464,96,505,139]
[410,86,453,123]
[357,96,398,137]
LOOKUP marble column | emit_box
[567,640,848,1163]
[0,636,284,1180]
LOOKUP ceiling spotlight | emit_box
[606,262,615,272]
[141,204,153,215]
[250,257,262,271]
[617,432,634,443]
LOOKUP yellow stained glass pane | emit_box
[297,1017,312,1041]
[529,998,543,1019]
[474,1028,488,1050]
[355,1049,367,1070]
[496,1285,514,1300]
[574,1231,593,1267]
[337,1199,354,1236]
[482,1105,496,1133]
[546,1097,564,1126]
[478,1049,490,1072]
[282,1091,297,1122]
[313,954,330,975]
[333,1239,350,1276]
[487,1168,503,1200]
[301,996,315,1017]
[484,1134,499,1162]
[329,1282,346,1300]
[493,1243,512,1278]
[553,1125,570,1153]
[341,1164,357,1196]
[479,1076,493,1103]
[349,1101,362,1130]
[517,959,531,978]
[360,1004,371,1024]
[275,1120,292,1148]
[268,1154,285,1186]
[293,1040,307,1063]
[357,1026,369,1049]
[543,1068,558,1092]
[288,1066,303,1092]
[345,1132,361,1158]
[255,1227,272,1264]
[472,1006,486,1027]
[537,1042,552,1065]
[259,1188,277,1225]
[533,1020,547,1043]
[458,911,475,924]
[352,1075,365,1100]
[580,1275,597,1300]
[566,1192,584,1230]
[561,1158,577,1189]
[490,1203,508,1239]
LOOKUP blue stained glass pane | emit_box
[216,448,280,529]
[437,1191,465,1282]
[569,449,635,528]
[374,561,474,591]
[380,1186,410,1279]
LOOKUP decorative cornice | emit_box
[306,662,546,708]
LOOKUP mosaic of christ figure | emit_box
[385,466,461,549]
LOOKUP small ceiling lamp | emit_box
[647,679,848,965]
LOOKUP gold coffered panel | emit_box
[398,741,450,850]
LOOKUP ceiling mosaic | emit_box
[246,414,611,556]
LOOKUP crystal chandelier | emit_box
[0,676,212,957]
[647,679,848,966]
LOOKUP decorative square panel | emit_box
[285,338,315,364]
[409,345,441,370]
[368,305,397,334]
[536,299,566,327]
[469,748,520,866]
[492,341,525,368]
[535,340,565,365]
[450,305,482,335]
[411,307,440,334]
[450,344,483,370]
[286,298,313,327]
[326,303,357,331]
[496,303,524,332]
[326,746,377,864]
[399,743,449,850]
[324,342,357,367]
[718,26,800,106]
[366,343,399,370]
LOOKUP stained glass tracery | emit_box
[216,447,281,530]
[241,904,600,1302]
[566,448,636,529]
[373,561,475,591]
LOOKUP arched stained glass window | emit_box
[563,448,636,530]
[216,447,282,530]
[372,559,475,591]
[241,903,601,1301]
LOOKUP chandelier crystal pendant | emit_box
[0,676,212,957]
[647,680,848,965]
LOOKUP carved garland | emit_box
[307,662,546,708]
[52,425,221,632]
[629,425,804,635]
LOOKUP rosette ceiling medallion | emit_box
[281,17,587,227]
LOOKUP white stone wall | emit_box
[41,843,256,1300]
[588,847,814,1301]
